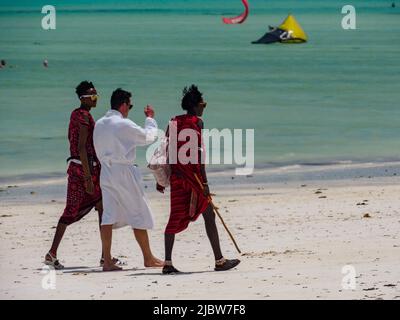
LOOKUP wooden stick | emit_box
[194,174,241,254]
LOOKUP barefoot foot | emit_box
[102,263,123,272]
[144,256,165,268]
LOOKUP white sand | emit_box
[0,166,399,300]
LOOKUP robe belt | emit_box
[101,157,135,167]
[67,156,98,166]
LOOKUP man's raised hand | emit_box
[144,105,155,118]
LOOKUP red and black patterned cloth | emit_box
[68,107,97,159]
[165,114,209,234]
[59,108,102,225]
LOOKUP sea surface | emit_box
[1,0,399,180]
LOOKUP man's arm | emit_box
[197,118,209,197]
[126,106,158,146]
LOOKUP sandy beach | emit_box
[0,163,399,300]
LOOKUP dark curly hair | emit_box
[75,81,95,98]
[111,88,132,110]
[181,85,203,111]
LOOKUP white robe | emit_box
[93,110,158,229]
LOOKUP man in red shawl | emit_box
[157,85,240,274]
[44,81,103,269]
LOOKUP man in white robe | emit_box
[93,88,163,271]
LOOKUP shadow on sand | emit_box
[127,270,214,276]
[62,267,143,274]
[38,265,215,275]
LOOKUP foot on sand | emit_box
[162,265,181,274]
[214,258,240,271]
[44,252,64,270]
[102,263,123,272]
[100,257,126,267]
[144,257,164,268]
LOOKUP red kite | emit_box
[222,0,249,24]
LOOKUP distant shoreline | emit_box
[1,159,399,188]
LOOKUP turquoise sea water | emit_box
[0,0,399,179]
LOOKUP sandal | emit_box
[162,265,181,274]
[44,252,64,270]
[214,258,240,271]
[99,257,126,267]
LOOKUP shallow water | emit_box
[1,0,399,178]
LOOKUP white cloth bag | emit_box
[148,136,171,187]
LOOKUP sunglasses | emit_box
[80,94,99,101]
[125,101,133,110]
